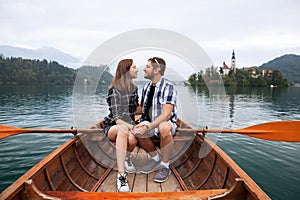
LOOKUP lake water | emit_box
[0,85,299,199]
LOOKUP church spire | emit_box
[231,49,236,74]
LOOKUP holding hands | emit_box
[131,123,149,137]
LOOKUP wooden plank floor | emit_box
[96,170,182,192]
[96,147,183,192]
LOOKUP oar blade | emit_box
[0,124,30,139]
[237,120,300,142]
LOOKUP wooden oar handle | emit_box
[176,128,204,133]
[24,128,104,135]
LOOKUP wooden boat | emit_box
[0,119,270,200]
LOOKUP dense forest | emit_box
[187,67,289,87]
[0,55,113,85]
[258,54,300,84]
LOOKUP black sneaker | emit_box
[140,157,160,174]
[117,173,130,192]
[154,167,171,183]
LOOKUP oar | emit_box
[178,120,300,142]
[1,120,299,142]
[0,124,103,140]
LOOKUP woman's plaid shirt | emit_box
[105,87,139,126]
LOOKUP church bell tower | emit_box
[231,49,236,74]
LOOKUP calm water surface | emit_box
[0,85,299,200]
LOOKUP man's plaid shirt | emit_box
[141,77,178,133]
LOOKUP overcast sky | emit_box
[1,0,300,68]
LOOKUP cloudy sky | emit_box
[1,0,300,68]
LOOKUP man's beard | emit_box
[144,73,154,80]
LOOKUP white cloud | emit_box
[0,0,299,67]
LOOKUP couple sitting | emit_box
[103,57,178,192]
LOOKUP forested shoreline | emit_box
[1,54,298,87]
[0,56,113,86]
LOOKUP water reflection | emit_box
[267,87,300,119]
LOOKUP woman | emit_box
[103,59,139,192]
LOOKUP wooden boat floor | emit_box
[98,169,182,192]
[97,147,183,192]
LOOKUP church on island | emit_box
[219,50,236,76]
[219,50,273,78]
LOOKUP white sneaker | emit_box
[125,157,136,173]
[117,173,130,192]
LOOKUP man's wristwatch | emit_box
[145,124,150,132]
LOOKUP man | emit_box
[133,57,178,183]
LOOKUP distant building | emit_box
[221,61,230,75]
[243,67,258,78]
[261,69,273,77]
[242,68,273,78]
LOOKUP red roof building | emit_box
[221,61,230,75]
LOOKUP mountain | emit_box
[0,45,80,68]
[258,54,300,84]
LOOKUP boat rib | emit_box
[60,154,88,192]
